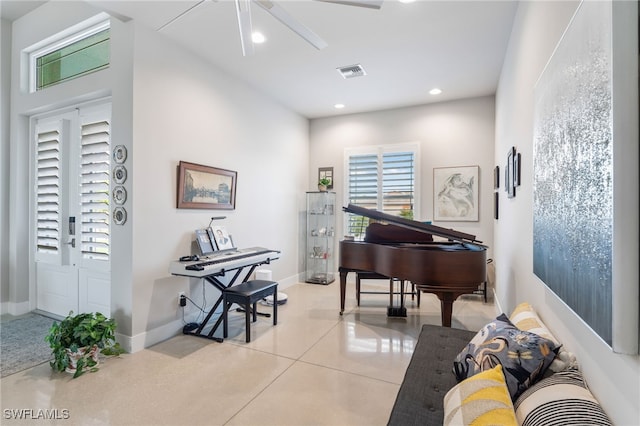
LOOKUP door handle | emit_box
[67,238,76,248]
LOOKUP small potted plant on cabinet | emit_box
[45,311,124,378]
[318,177,331,192]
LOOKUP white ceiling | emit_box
[2,0,518,119]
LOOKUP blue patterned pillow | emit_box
[453,314,559,400]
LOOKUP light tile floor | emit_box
[0,280,495,426]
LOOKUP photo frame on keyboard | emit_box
[210,225,235,250]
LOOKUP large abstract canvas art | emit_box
[533,1,613,345]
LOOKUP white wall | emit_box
[1,18,11,309]
[128,24,308,345]
[309,96,496,255]
[494,1,639,423]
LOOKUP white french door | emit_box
[33,102,112,317]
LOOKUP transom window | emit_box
[26,15,110,92]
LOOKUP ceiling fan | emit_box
[234,0,383,56]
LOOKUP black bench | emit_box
[222,280,278,343]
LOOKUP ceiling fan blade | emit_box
[254,0,328,50]
[235,0,255,56]
[315,0,383,10]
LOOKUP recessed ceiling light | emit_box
[334,104,345,109]
[398,0,416,3]
[429,88,442,95]
[252,32,266,44]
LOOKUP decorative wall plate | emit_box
[113,165,127,184]
[113,207,127,225]
[113,145,127,164]
[113,186,127,205]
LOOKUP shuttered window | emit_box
[33,104,111,267]
[382,151,415,217]
[80,119,111,261]
[35,126,62,258]
[345,144,419,238]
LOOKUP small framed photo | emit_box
[177,161,237,210]
[318,167,334,189]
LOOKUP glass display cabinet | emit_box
[305,191,336,284]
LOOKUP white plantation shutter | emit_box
[345,144,419,237]
[79,115,111,262]
[347,153,378,235]
[35,121,64,263]
[382,151,415,216]
[33,104,112,267]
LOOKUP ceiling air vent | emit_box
[337,64,367,79]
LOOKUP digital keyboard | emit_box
[169,247,280,278]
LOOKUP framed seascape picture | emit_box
[177,161,237,210]
[433,165,479,221]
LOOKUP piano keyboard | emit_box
[169,247,280,278]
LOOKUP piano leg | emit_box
[339,270,348,315]
[439,295,455,327]
[417,287,480,328]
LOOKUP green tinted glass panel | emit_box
[36,29,110,90]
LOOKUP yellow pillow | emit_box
[444,365,517,426]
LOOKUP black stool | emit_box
[222,280,278,343]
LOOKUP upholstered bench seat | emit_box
[222,280,278,343]
[387,324,475,425]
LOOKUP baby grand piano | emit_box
[339,204,487,327]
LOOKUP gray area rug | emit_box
[1,313,56,377]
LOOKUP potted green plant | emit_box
[318,177,331,192]
[45,311,124,378]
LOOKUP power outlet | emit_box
[178,292,186,307]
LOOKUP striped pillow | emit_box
[444,365,517,426]
[514,367,612,426]
[510,302,559,344]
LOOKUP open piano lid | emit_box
[343,204,484,245]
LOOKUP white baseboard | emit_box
[1,301,31,316]
[492,288,502,314]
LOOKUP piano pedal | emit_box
[387,306,407,317]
